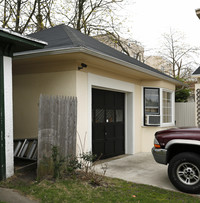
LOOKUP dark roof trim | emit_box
[14,46,183,86]
[0,28,47,54]
[192,66,200,77]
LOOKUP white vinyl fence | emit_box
[175,102,196,127]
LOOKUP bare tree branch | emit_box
[159,30,200,79]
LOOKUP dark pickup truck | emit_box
[152,127,200,194]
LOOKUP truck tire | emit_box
[168,152,200,194]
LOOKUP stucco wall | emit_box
[13,70,76,139]
[13,58,176,154]
[76,71,89,153]
[75,69,176,154]
[133,84,142,153]
[140,126,170,152]
[141,80,175,91]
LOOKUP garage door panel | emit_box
[93,89,104,108]
[115,125,124,138]
[105,92,115,108]
[92,141,104,158]
[106,109,114,123]
[92,88,125,159]
[92,125,104,140]
[115,139,124,154]
[116,109,123,122]
[115,92,124,108]
[105,141,115,155]
[94,109,104,123]
[105,125,115,139]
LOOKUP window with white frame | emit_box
[144,88,160,115]
[144,87,174,126]
[162,90,172,124]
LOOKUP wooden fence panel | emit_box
[175,102,195,127]
[37,94,77,178]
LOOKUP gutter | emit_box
[14,46,183,86]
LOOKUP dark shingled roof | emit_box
[193,66,200,75]
[29,24,179,83]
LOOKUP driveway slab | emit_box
[0,187,39,203]
[95,152,177,192]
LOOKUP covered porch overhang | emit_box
[0,28,46,180]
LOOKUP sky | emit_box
[119,0,200,59]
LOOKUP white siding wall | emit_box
[175,102,196,127]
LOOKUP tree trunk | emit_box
[36,0,44,31]
[15,0,21,32]
[77,0,85,31]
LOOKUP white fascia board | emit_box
[14,46,182,85]
[192,74,200,78]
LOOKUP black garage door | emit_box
[92,88,125,159]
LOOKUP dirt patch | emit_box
[14,158,37,183]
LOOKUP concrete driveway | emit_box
[95,152,177,192]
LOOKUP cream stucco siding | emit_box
[133,84,143,153]
[76,71,89,153]
[141,80,175,91]
[141,126,169,152]
[13,53,177,155]
[13,70,76,139]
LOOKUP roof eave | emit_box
[192,74,200,78]
[0,28,47,52]
[14,46,183,86]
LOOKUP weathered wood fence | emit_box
[37,94,77,178]
[175,102,195,127]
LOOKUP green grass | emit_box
[1,175,200,203]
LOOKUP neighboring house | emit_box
[192,66,200,125]
[146,56,197,102]
[94,34,144,62]
[145,55,173,77]
[0,28,46,180]
[13,24,182,161]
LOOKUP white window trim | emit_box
[160,88,175,127]
[142,87,175,127]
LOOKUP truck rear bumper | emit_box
[152,147,168,165]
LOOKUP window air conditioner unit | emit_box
[145,115,160,126]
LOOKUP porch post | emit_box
[195,79,200,127]
[0,53,6,180]
[0,28,46,181]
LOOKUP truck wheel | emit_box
[168,152,200,194]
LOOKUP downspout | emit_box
[0,52,6,181]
